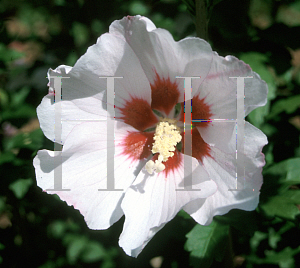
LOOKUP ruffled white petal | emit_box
[33,121,147,229]
[196,53,268,153]
[38,32,151,144]
[184,122,267,225]
[73,32,152,111]
[119,154,217,257]
[34,15,269,258]
[110,15,213,102]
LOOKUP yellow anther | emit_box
[145,118,181,174]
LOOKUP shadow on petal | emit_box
[38,150,72,173]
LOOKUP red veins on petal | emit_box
[182,128,211,163]
[118,98,158,131]
[150,72,180,116]
[121,131,154,161]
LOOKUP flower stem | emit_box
[195,0,208,40]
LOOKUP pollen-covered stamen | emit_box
[145,155,165,174]
[145,118,182,174]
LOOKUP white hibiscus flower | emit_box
[33,15,268,257]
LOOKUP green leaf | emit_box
[49,220,80,239]
[276,1,300,26]
[260,190,300,220]
[72,22,89,47]
[63,234,88,264]
[0,152,24,166]
[264,158,300,185]
[0,152,15,165]
[284,190,300,203]
[0,43,24,65]
[291,1,300,12]
[9,178,33,199]
[0,88,9,108]
[10,87,31,108]
[250,231,268,250]
[248,246,300,268]
[129,1,150,16]
[267,95,300,119]
[266,222,295,251]
[277,221,295,235]
[185,220,229,268]
[260,159,300,220]
[4,128,43,151]
[48,221,67,239]
[1,104,37,120]
[268,227,281,249]
[80,241,105,263]
[177,209,192,219]
[91,19,104,36]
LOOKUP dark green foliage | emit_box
[185,220,229,268]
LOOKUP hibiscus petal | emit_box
[38,65,106,145]
[110,16,213,104]
[73,33,152,105]
[184,122,267,225]
[119,154,217,257]
[33,121,149,229]
[181,128,212,163]
[196,53,268,152]
[196,123,237,153]
[38,32,153,144]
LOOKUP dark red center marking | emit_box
[151,149,182,177]
[120,73,212,176]
[120,131,154,161]
[150,72,180,116]
[191,96,213,128]
[181,128,211,163]
[179,95,213,128]
[117,97,158,131]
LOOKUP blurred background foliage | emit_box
[0,0,300,267]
